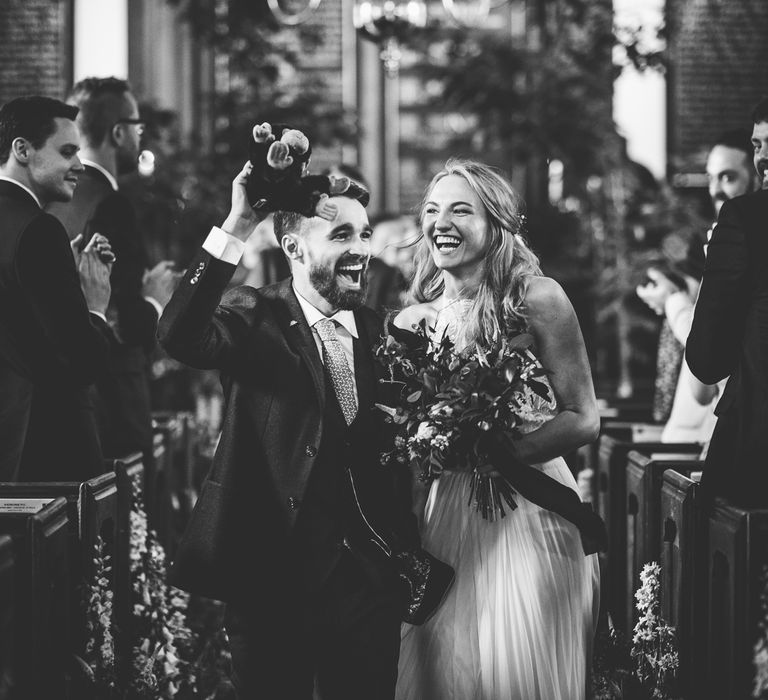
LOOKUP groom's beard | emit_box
[309,258,368,310]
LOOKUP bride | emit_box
[394,159,601,700]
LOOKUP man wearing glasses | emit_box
[48,77,179,462]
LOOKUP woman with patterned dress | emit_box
[394,159,601,700]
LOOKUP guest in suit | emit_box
[0,96,113,481]
[47,77,179,459]
[159,163,420,699]
[637,130,758,444]
[687,98,768,507]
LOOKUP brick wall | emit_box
[0,0,72,105]
[667,0,768,174]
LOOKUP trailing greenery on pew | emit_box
[753,564,768,698]
[631,561,679,699]
[76,536,118,695]
[79,483,198,698]
[129,486,196,697]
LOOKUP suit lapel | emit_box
[353,309,381,411]
[275,280,326,411]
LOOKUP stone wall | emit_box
[0,0,72,105]
[667,0,768,175]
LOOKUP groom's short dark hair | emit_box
[273,187,369,247]
[273,210,305,243]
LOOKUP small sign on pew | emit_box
[649,452,702,462]
[0,498,55,513]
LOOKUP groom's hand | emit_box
[221,161,268,241]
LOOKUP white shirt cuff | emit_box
[90,310,108,323]
[144,296,164,318]
[203,226,246,265]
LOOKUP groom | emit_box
[159,162,420,699]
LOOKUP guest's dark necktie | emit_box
[315,318,357,424]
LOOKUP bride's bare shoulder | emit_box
[392,301,440,331]
[523,276,573,325]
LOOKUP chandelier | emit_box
[353,0,427,78]
[266,0,497,77]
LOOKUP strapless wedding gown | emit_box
[396,300,600,700]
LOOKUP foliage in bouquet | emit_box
[374,318,551,519]
[753,564,768,698]
[631,562,679,699]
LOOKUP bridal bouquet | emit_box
[374,317,552,520]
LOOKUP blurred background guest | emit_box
[687,99,768,508]
[364,211,419,314]
[636,129,757,444]
[48,77,180,460]
[232,212,289,289]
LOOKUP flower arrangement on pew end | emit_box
[631,562,680,700]
[374,317,552,520]
[128,489,196,698]
[76,536,119,697]
[78,482,233,699]
[753,564,768,699]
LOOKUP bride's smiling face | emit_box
[422,174,491,274]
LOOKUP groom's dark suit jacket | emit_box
[159,251,418,604]
[0,180,111,481]
[687,189,768,507]
[48,165,156,457]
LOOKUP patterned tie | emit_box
[314,317,358,425]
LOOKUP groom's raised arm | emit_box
[159,163,267,369]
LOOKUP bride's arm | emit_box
[507,276,599,464]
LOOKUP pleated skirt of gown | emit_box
[396,459,601,700]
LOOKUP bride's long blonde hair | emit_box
[410,158,542,350]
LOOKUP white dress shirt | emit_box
[80,158,119,191]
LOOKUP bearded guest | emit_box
[687,97,768,508]
[159,161,424,699]
[636,129,757,444]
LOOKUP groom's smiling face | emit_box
[290,196,373,310]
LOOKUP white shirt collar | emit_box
[292,284,359,338]
[80,159,119,191]
[0,176,41,208]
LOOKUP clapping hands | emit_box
[143,260,182,309]
[71,233,114,315]
[636,268,687,315]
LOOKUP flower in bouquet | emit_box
[631,562,679,699]
[374,317,552,520]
